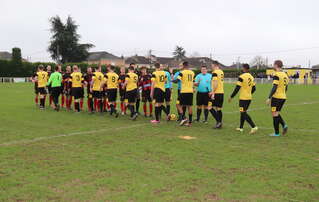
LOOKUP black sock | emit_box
[210,108,218,122]
[240,112,245,128]
[136,99,140,113]
[245,113,256,128]
[196,108,202,121]
[189,114,193,123]
[217,110,223,123]
[110,104,115,114]
[161,105,168,115]
[75,102,80,112]
[99,100,103,112]
[129,105,135,117]
[89,98,93,111]
[54,96,59,107]
[166,105,170,114]
[273,116,280,134]
[40,98,45,107]
[155,106,160,121]
[182,106,186,119]
[278,114,286,127]
[204,109,209,121]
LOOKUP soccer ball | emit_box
[170,114,177,120]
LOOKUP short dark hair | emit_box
[55,66,60,71]
[242,64,250,70]
[274,60,283,68]
[110,65,115,71]
[182,61,189,67]
[130,63,135,66]
[212,60,220,66]
[155,63,160,69]
[38,65,44,70]
[128,66,135,71]
[201,65,207,68]
[140,66,147,70]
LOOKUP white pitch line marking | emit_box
[0,123,148,147]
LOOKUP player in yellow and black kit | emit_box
[124,66,139,120]
[229,64,258,134]
[177,61,195,126]
[35,65,48,109]
[90,66,105,113]
[150,63,169,124]
[104,65,119,117]
[70,65,84,112]
[209,61,224,129]
[266,60,289,137]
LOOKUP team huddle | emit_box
[31,60,289,137]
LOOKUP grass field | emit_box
[0,82,319,201]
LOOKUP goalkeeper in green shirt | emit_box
[47,66,63,111]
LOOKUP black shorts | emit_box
[271,98,286,112]
[34,86,39,94]
[51,87,61,97]
[72,87,84,99]
[47,86,52,94]
[137,88,141,100]
[180,93,193,106]
[142,90,152,102]
[120,89,126,101]
[196,92,209,106]
[177,90,181,103]
[126,89,137,103]
[212,94,224,108]
[107,89,117,102]
[239,100,251,112]
[92,91,103,99]
[154,88,165,103]
[38,87,47,95]
[165,88,171,102]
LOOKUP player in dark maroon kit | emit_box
[31,68,39,106]
[118,67,127,115]
[139,66,153,117]
[62,66,72,110]
[84,67,94,112]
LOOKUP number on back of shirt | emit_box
[159,75,165,82]
[283,77,288,86]
[248,78,252,86]
[187,74,193,82]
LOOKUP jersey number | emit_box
[283,78,288,86]
[159,75,165,82]
[248,78,252,86]
[187,75,193,82]
[76,75,80,81]
[220,73,224,81]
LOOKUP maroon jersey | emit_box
[118,74,126,91]
[83,73,93,94]
[140,74,152,91]
[63,72,72,90]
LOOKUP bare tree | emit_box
[250,56,266,69]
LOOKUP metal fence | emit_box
[0,77,30,83]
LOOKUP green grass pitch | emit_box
[0,83,318,201]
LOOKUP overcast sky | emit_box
[1,0,319,66]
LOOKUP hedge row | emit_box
[0,60,266,78]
